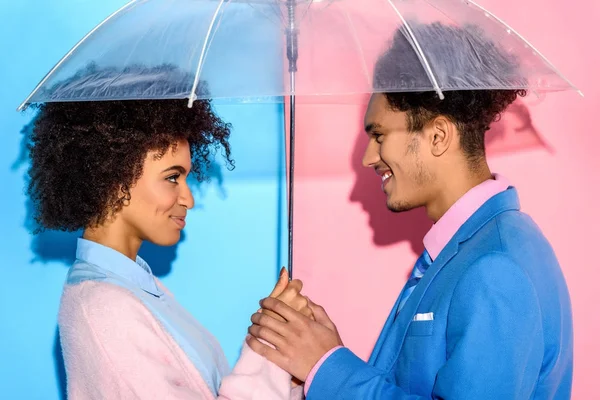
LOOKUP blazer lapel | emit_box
[369,289,405,364]
[370,241,459,370]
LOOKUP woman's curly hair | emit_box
[26,99,233,232]
[374,22,527,163]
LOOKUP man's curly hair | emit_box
[26,99,233,232]
[374,22,527,163]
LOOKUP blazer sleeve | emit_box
[306,252,544,400]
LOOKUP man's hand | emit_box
[246,297,343,381]
[307,297,343,346]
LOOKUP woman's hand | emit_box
[265,267,314,322]
[264,268,312,387]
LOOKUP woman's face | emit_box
[120,139,194,246]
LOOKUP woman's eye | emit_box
[373,133,383,143]
[166,174,180,183]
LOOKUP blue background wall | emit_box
[0,1,286,397]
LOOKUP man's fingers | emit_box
[246,336,289,369]
[260,309,285,322]
[247,324,286,349]
[308,298,336,331]
[260,297,308,323]
[250,312,289,336]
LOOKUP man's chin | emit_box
[386,200,417,213]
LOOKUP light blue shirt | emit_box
[66,238,229,395]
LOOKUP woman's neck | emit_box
[83,220,142,261]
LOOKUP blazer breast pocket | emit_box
[406,320,435,337]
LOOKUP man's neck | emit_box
[426,163,493,223]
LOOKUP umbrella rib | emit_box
[298,0,314,24]
[385,0,444,99]
[268,2,285,24]
[17,0,142,111]
[246,3,282,27]
[188,0,227,107]
[466,0,582,96]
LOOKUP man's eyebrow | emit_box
[365,123,382,133]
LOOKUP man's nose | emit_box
[362,139,381,168]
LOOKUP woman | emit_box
[26,98,307,399]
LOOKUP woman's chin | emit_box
[149,232,181,247]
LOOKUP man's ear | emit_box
[428,116,456,157]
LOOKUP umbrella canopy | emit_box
[17,0,581,277]
[18,0,581,109]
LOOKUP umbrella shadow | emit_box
[13,112,224,400]
[348,99,550,256]
[485,99,552,156]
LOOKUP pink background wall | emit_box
[292,1,599,398]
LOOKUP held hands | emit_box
[247,294,344,382]
[261,267,314,387]
[264,267,314,321]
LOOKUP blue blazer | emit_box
[308,188,573,399]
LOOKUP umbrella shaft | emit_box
[287,93,295,280]
[286,0,297,279]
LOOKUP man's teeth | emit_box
[382,171,393,182]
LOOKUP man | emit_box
[247,24,573,399]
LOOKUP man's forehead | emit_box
[363,94,383,129]
[364,95,405,131]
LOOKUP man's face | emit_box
[362,94,435,212]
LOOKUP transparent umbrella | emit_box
[18,0,582,277]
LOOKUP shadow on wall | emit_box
[485,99,551,155]
[349,97,550,255]
[14,110,226,400]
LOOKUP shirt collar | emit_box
[423,173,510,261]
[75,238,163,297]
